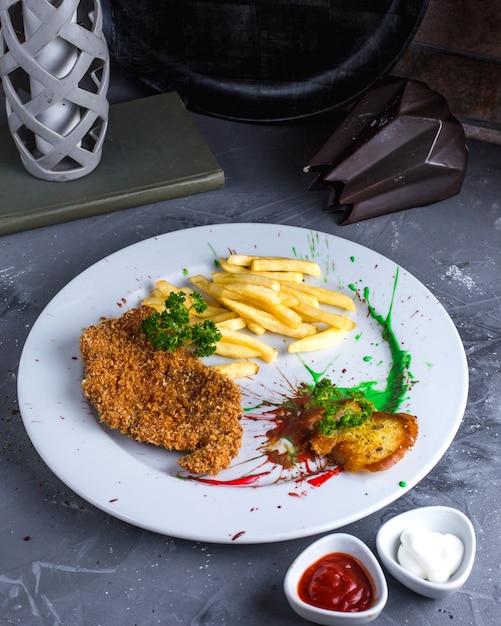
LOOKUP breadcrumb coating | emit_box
[80,306,243,475]
[310,411,418,472]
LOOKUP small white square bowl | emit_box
[284,533,388,625]
[376,506,476,599]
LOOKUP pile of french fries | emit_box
[142,254,356,379]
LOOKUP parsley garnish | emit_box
[141,291,221,357]
[307,378,374,436]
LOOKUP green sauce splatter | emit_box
[300,359,332,385]
[359,268,412,411]
[307,268,412,413]
[207,243,220,267]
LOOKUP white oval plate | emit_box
[17,223,468,543]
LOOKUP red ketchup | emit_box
[298,552,375,612]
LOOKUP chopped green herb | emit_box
[306,377,374,436]
[141,291,221,357]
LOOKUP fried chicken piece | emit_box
[80,306,243,475]
[310,411,418,472]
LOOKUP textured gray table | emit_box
[1,72,500,624]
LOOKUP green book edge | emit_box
[0,92,225,236]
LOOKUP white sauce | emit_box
[397,526,464,583]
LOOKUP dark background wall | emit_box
[391,0,501,144]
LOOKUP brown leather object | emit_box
[305,79,468,224]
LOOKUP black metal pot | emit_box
[102,0,429,122]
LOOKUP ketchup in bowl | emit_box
[298,552,375,612]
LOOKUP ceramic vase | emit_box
[0,0,110,181]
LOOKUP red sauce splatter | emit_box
[262,386,323,469]
[307,467,343,487]
[232,531,245,541]
[188,472,268,486]
[185,383,345,489]
[298,552,374,613]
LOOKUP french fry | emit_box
[221,298,317,338]
[219,257,304,282]
[211,271,281,291]
[281,281,355,311]
[150,288,167,298]
[227,254,321,277]
[214,361,259,379]
[215,317,247,331]
[255,302,302,329]
[292,300,356,331]
[195,305,234,319]
[246,321,266,335]
[250,257,322,277]
[154,279,185,295]
[188,274,226,302]
[142,296,168,308]
[218,257,249,274]
[288,327,347,353]
[202,311,241,324]
[150,281,198,304]
[143,253,357,371]
[215,342,261,359]
[141,297,169,312]
[221,282,282,306]
[261,270,305,283]
[219,328,278,362]
[279,283,319,308]
[225,254,256,266]
[220,285,301,328]
[215,279,302,328]
[277,292,300,308]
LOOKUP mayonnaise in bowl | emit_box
[376,506,476,599]
[397,526,464,583]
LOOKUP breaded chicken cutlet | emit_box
[80,306,243,475]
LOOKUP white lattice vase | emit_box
[0,0,109,181]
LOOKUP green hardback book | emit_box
[0,92,225,235]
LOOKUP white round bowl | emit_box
[284,533,388,625]
[376,506,476,599]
